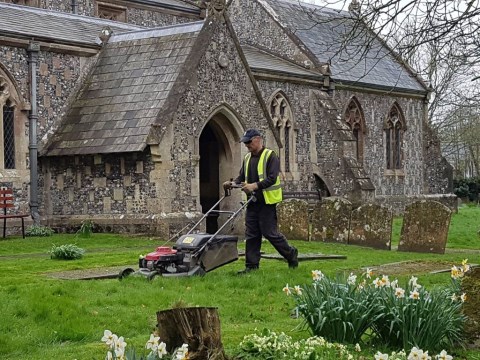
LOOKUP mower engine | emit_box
[131,233,238,279]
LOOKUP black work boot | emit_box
[288,247,298,269]
[237,266,259,275]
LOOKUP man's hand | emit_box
[223,181,233,190]
[241,182,258,194]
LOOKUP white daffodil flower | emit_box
[311,270,324,281]
[365,268,374,279]
[460,292,467,302]
[374,351,389,360]
[157,342,167,358]
[101,330,116,346]
[347,272,357,285]
[355,343,361,352]
[145,334,160,350]
[408,347,424,359]
[409,289,420,300]
[282,284,291,296]
[435,350,453,360]
[294,285,303,295]
[395,287,405,298]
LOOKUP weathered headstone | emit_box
[398,200,451,254]
[349,203,392,250]
[311,197,352,242]
[277,198,310,241]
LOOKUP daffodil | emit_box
[381,275,390,287]
[282,284,291,295]
[409,276,421,289]
[157,342,167,358]
[101,330,117,347]
[450,293,457,302]
[435,350,453,360]
[451,265,463,279]
[374,351,389,360]
[395,287,405,298]
[373,277,382,288]
[408,347,424,359]
[460,292,467,302]
[355,343,361,352]
[294,285,302,295]
[347,272,357,285]
[365,268,374,279]
[409,289,420,300]
[421,350,432,360]
[174,343,189,360]
[146,333,160,350]
[311,270,324,281]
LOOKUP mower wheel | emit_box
[118,268,135,280]
[147,271,159,281]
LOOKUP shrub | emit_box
[371,277,466,352]
[26,224,54,237]
[76,219,93,238]
[284,265,468,352]
[285,271,382,344]
[236,328,354,359]
[50,244,85,260]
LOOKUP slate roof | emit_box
[45,21,204,156]
[262,0,427,93]
[0,3,144,47]
[242,45,323,80]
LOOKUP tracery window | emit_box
[6,0,39,7]
[344,97,365,162]
[269,91,294,173]
[384,103,405,170]
[0,73,24,171]
[97,2,127,22]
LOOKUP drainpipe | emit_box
[27,41,40,224]
[71,0,78,14]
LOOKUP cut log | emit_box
[156,307,226,360]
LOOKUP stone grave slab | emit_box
[398,200,451,254]
[311,197,352,242]
[349,203,392,250]
[277,198,310,240]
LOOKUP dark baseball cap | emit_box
[240,129,261,143]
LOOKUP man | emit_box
[223,128,298,274]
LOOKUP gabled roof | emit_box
[260,0,428,93]
[44,22,204,156]
[0,3,144,47]
[242,45,323,81]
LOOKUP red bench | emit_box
[0,188,29,238]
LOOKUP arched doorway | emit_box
[199,123,221,233]
[314,174,331,199]
[199,110,244,234]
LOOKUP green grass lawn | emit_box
[0,206,479,359]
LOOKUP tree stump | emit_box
[156,307,226,360]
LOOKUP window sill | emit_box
[384,169,404,177]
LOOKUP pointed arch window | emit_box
[344,97,365,162]
[384,103,405,170]
[0,74,24,171]
[269,92,294,173]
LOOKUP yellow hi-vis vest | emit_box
[244,148,283,204]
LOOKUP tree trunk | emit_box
[156,307,226,360]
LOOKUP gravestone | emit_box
[277,198,310,240]
[349,203,392,250]
[311,197,352,242]
[398,200,451,254]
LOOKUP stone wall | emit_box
[375,193,458,216]
[36,0,198,26]
[333,90,426,197]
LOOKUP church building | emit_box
[0,0,453,236]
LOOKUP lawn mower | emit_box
[119,184,253,280]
